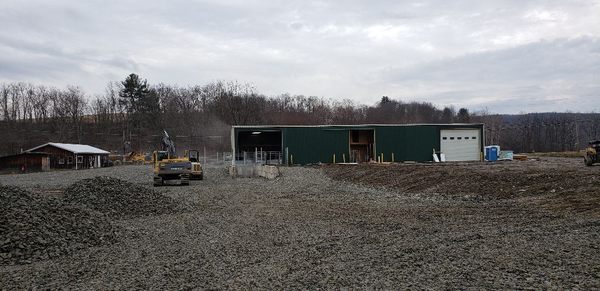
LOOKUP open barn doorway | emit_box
[349,129,374,163]
[236,130,282,164]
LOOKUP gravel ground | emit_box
[1,159,599,289]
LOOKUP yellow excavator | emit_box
[153,131,192,186]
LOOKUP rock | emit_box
[62,176,178,219]
[0,185,118,266]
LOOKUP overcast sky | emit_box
[1,0,599,113]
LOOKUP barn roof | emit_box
[26,143,110,155]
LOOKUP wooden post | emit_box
[333,154,336,164]
[285,147,289,166]
[392,153,395,163]
[291,154,294,165]
[343,153,346,163]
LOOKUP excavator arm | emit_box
[161,130,176,157]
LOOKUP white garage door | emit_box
[440,129,481,161]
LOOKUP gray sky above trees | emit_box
[1,0,599,114]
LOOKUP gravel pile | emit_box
[0,165,153,189]
[0,185,117,266]
[63,176,178,219]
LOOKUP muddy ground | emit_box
[1,157,599,289]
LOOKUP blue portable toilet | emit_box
[485,146,499,161]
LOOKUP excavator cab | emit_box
[187,150,200,162]
[154,151,169,162]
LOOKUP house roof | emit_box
[26,143,110,155]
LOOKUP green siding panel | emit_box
[283,128,349,164]
[375,126,440,162]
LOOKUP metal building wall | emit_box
[282,127,349,165]
[234,124,484,165]
[375,125,439,162]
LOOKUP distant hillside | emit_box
[2,80,599,156]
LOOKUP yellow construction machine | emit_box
[153,131,192,186]
[584,140,600,166]
[185,149,204,180]
[128,151,152,164]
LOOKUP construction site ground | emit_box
[1,157,599,289]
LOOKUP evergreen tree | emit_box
[118,73,159,149]
[441,107,455,123]
[119,73,150,114]
[456,108,470,123]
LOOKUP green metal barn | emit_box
[231,124,485,165]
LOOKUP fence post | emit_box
[285,147,289,166]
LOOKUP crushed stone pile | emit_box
[0,185,117,266]
[63,176,178,218]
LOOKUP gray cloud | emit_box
[1,0,599,113]
[381,37,600,113]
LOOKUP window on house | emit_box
[450,137,455,140]
[77,156,83,163]
[59,158,65,165]
[67,156,73,164]
[442,137,448,140]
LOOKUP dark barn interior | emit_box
[237,130,282,153]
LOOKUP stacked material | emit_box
[0,185,117,265]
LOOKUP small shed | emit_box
[26,143,110,170]
[0,152,50,173]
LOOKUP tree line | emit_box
[1,73,599,155]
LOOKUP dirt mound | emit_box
[63,176,178,218]
[0,185,117,265]
[323,162,600,217]
[323,162,596,198]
